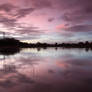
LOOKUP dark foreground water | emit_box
[0,48,92,92]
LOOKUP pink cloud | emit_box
[56,24,68,30]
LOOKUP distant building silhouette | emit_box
[3,32,5,38]
[1,32,5,39]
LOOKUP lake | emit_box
[0,48,92,92]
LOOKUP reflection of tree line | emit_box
[0,49,41,83]
[0,62,37,87]
[0,56,39,83]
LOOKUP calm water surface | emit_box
[0,48,92,92]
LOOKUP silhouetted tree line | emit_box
[60,41,92,48]
[0,37,92,55]
[0,38,92,49]
[0,38,22,47]
[22,41,92,48]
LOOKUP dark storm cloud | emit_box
[17,27,44,35]
[0,3,35,27]
[16,8,35,18]
[0,3,35,18]
[0,3,16,12]
[56,0,92,12]
[0,3,17,27]
[55,0,92,33]
[65,0,92,23]
[34,0,52,8]
[48,18,55,22]
[62,24,92,32]
[24,0,52,9]
[63,10,92,23]
[68,25,92,32]
[0,15,17,27]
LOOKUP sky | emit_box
[0,0,92,43]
